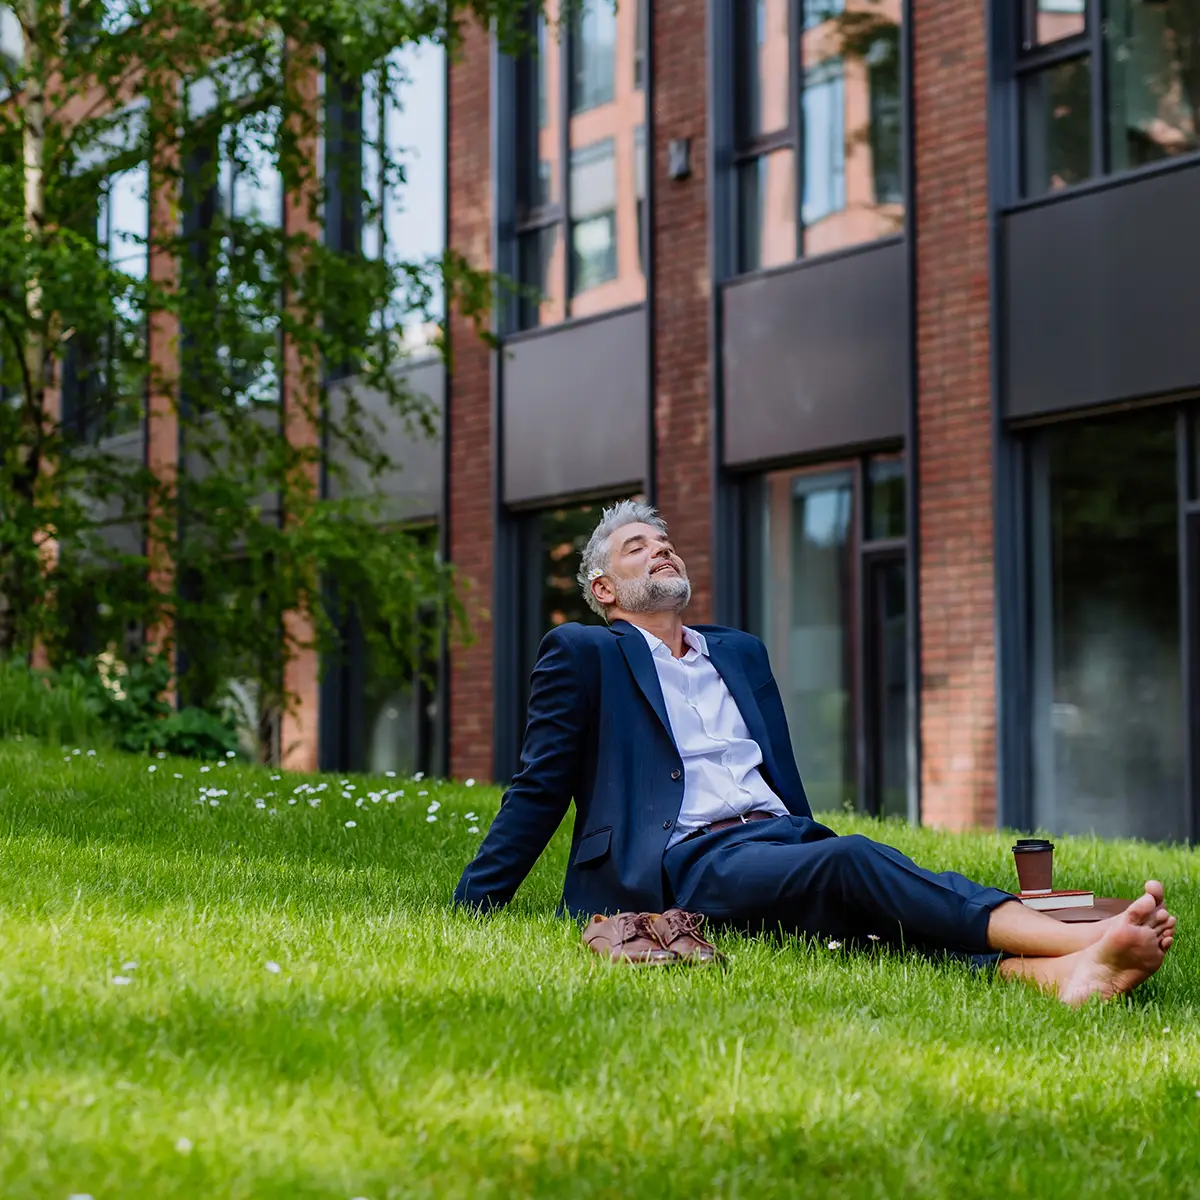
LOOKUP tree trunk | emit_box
[0,1,48,657]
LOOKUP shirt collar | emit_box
[632,623,709,659]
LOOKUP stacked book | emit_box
[1019,889,1094,911]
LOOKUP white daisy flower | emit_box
[147,765,157,773]
[827,940,842,950]
[385,770,397,778]
[175,1137,193,1154]
[468,826,480,834]
[345,820,357,828]
[465,778,476,787]
[226,751,236,759]
[426,815,437,823]
[265,961,282,974]
[112,976,132,986]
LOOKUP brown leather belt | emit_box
[680,810,778,844]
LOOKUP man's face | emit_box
[593,522,691,615]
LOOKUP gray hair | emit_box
[577,500,668,620]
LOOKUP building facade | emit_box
[32,1,1198,842]
[416,0,1199,844]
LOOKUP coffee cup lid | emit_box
[1012,839,1053,851]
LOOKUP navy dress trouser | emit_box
[662,815,1016,960]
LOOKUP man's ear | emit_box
[592,577,615,608]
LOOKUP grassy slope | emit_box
[0,740,1198,1199]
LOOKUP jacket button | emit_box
[662,820,672,829]
[671,769,682,781]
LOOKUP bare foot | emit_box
[1059,892,1165,1007]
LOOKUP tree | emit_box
[0,0,530,760]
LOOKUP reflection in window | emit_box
[216,108,283,406]
[571,0,617,112]
[1021,57,1092,194]
[760,469,856,812]
[868,455,906,540]
[738,148,796,272]
[733,0,903,270]
[570,139,617,294]
[1030,411,1185,842]
[634,124,647,272]
[1106,0,1199,172]
[362,41,447,357]
[514,0,644,329]
[1030,0,1085,46]
[802,61,846,226]
[65,163,149,440]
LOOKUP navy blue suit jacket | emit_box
[453,618,812,917]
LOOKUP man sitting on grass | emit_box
[454,502,1176,1004]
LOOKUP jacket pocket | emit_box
[574,825,612,868]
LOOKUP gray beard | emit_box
[611,571,691,614]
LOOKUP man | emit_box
[455,502,1176,1004]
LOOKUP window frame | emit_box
[741,449,911,820]
[1005,0,1200,206]
[509,0,649,333]
[729,0,903,276]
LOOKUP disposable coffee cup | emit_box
[1012,838,1054,894]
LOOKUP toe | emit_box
[1126,892,1158,924]
[1145,880,1165,906]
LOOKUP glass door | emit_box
[863,550,908,820]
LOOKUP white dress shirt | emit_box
[634,624,789,848]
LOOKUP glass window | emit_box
[570,0,617,113]
[741,0,791,140]
[867,455,906,541]
[1106,0,1200,173]
[751,459,910,818]
[865,554,908,821]
[1028,0,1086,46]
[1029,410,1186,842]
[67,162,149,440]
[514,0,644,328]
[804,0,845,31]
[733,0,903,272]
[759,468,856,812]
[1021,57,1092,195]
[216,108,283,407]
[570,139,617,293]
[801,60,846,227]
[362,41,447,357]
[738,149,797,272]
[1015,0,1200,197]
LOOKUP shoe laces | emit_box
[664,909,705,939]
[617,912,660,944]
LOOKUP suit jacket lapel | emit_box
[612,621,675,743]
[704,635,779,784]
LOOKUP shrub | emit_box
[59,655,241,761]
[0,657,108,747]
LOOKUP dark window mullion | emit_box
[1090,0,1108,175]
[1013,37,1090,74]
[789,0,804,258]
[560,13,572,315]
[733,128,795,161]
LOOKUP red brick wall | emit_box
[447,20,495,782]
[651,2,713,622]
[912,1,996,828]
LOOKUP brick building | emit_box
[22,1,1200,843]
[419,0,1198,845]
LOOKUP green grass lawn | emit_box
[2,739,1199,1199]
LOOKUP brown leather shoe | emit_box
[583,912,676,964]
[650,909,723,964]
